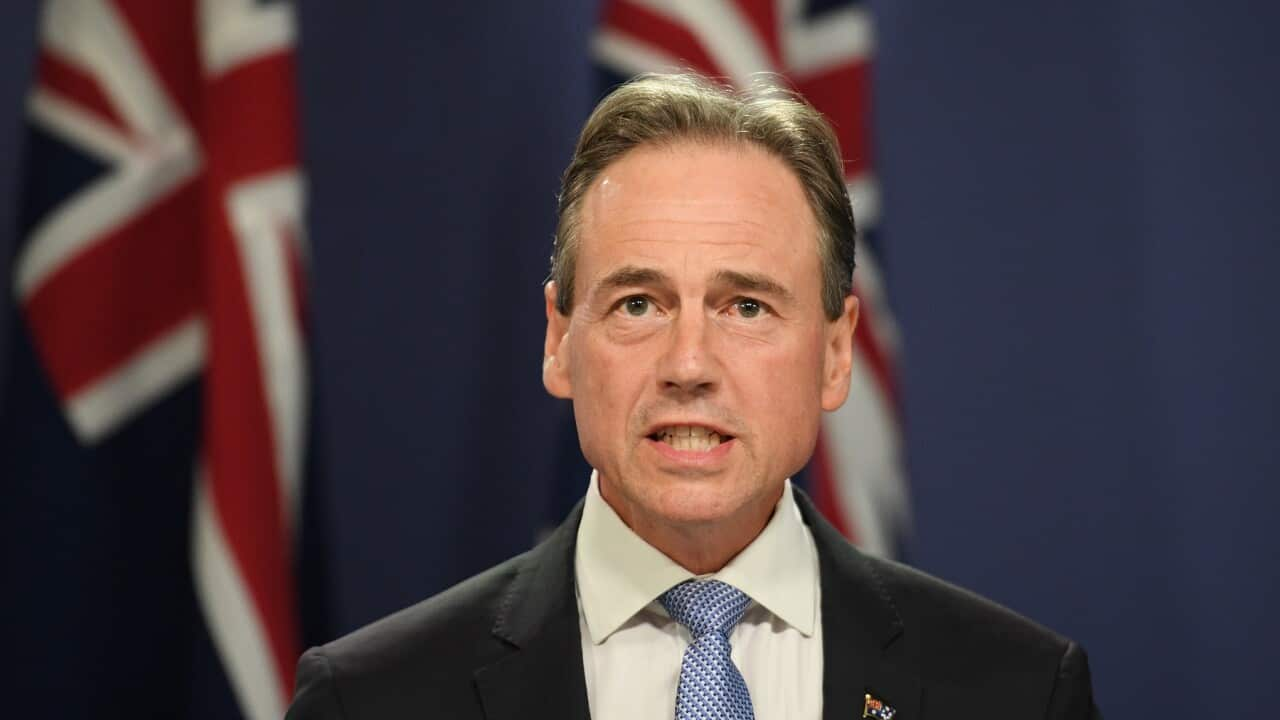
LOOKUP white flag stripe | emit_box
[226,172,308,531]
[65,315,206,443]
[823,348,911,557]
[14,129,200,300]
[780,2,873,75]
[848,173,881,232]
[198,0,296,78]
[192,468,287,720]
[29,89,135,164]
[629,0,778,84]
[594,29,689,77]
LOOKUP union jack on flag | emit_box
[595,0,911,556]
[10,0,308,718]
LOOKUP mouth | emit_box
[646,424,735,452]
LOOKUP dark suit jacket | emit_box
[287,490,1100,719]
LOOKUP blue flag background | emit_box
[1,2,1277,718]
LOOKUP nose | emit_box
[656,308,720,398]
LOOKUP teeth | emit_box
[658,425,725,451]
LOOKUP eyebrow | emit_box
[593,265,673,297]
[711,269,795,303]
[589,265,795,304]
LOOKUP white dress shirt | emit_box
[574,472,823,720]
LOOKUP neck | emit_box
[599,478,781,575]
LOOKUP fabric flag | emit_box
[594,0,911,556]
[1,1,309,718]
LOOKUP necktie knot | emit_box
[659,579,752,638]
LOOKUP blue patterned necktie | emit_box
[659,579,756,720]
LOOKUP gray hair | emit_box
[550,72,856,320]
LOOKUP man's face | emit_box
[543,141,857,533]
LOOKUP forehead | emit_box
[577,141,819,277]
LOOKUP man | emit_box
[287,73,1100,719]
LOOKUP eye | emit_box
[621,295,651,317]
[734,298,763,319]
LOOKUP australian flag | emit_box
[0,1,319,718]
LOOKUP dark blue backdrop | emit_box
[1,2,1276,718]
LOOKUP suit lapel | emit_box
[473,490,921,720]
[473,500,591,720]
[794,490,923,720]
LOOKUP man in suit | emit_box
[287,73,1100,719]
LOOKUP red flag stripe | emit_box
[732,0,785,68]
[853,290,900,416]
[35,51,131,136]
[204,53,301,180]
[810,429,858,541]
[795,59,873,179]
[110,0,202,130]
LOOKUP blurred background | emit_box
[1,1,1277,718]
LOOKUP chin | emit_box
[643,479,759,527]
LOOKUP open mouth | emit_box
[647,425,734,452]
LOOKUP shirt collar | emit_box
[574,471,817,644]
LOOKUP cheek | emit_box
[740,335,826,427]
[571,337,646,431]
[745,328,825,387]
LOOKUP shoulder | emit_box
[327,551,525,665]
[865,554,1070,667]
[794,483,1098,716]
[859,554,1098,716]
[287,552,528,719]
[287,498,587,720]
[796,487,1086,682]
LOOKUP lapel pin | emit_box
[863,692,897,719]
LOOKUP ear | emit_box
[820,294,859,411]
[543,281,573,399]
